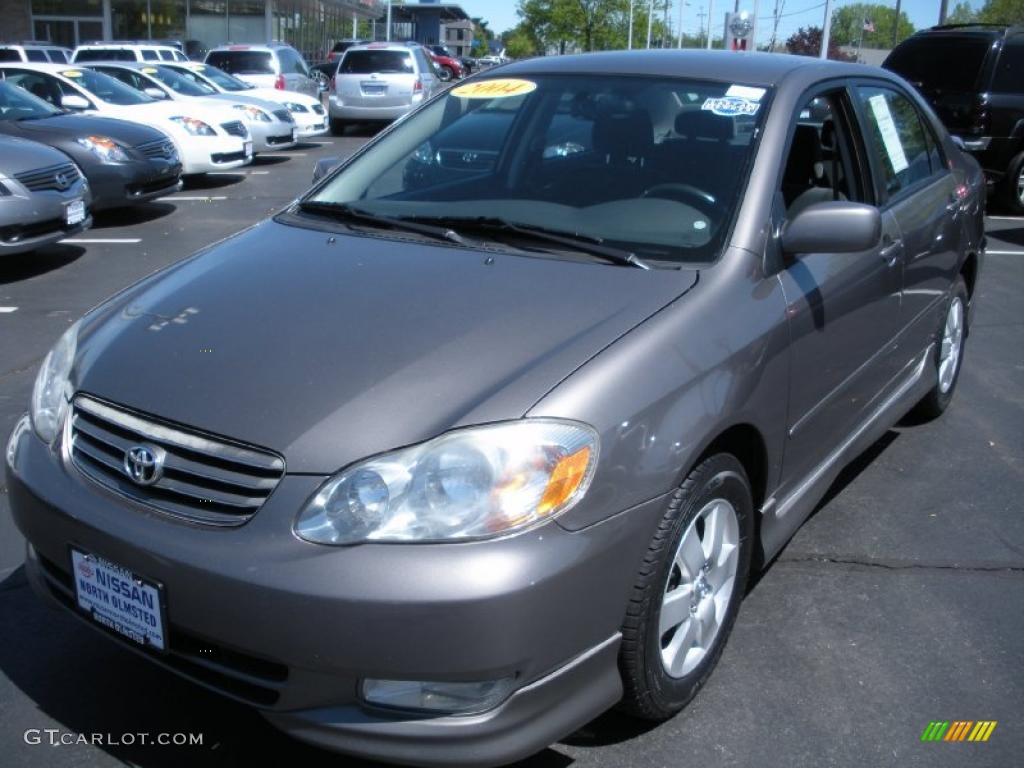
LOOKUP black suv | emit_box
[885,24,1024,212]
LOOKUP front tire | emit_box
[911,276,969,420]
[329,118,348,136]
[619,453,754,720]
[1004,151,1024,214]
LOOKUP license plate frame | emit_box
[69,546,168,653]
[65,199,86,226]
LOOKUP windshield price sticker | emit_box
[725,84,766,101]
[701,96,760,117]
[868,94,909,174]
[451,78,537,99]
[61,70,83,78]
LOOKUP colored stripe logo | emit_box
[921,721,997,742]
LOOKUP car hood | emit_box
[98,99,238,130]
[0,133,73,173]
[239,87,318,107]
[75,218,698,473]
[7,113,166,146]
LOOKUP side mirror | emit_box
[144,87,168,99]
[782,201,882,255]
[61,93,91,110]
[312,156,342,183]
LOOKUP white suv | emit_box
[0,43,72,63]
[205,44,319,98]
[73,42,188,63]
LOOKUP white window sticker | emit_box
[868,94,909,174]
[701,96,760,117]
[725,84,766,101]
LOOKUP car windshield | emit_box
[885,35,991,92]
[0,81,61,120]
[147,65,216,96]
[305,75,767,264]
[207,51,274,75]
[188,64,251,91]
[61,67,154,104]
[340,50,414,75]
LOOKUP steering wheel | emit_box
[641,183,717,214]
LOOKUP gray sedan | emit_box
[0,133,91,255]
[6,51,984,766]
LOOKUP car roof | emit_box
[498,49,881,89]
[79,60,167,70]
[208,43,295,52]
[0,62,80,73]
[75,41,177,49]
[346,44,415,53]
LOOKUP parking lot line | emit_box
[985,216,1024,221]
[0,307,17,313]
[984,249,1024,255]
[158,196,227,201]
[60,238,142,244]
[208,170,271,176]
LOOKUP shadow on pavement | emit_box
[182,174,246,191]
[0,565,575,767]
[987,224,1024,246]
[92,203,176,230]
[252,154,291,166]
[0,245,84,285]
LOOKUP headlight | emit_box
[75,135,131,163]
[30,320,80,445]
[412,142,438,165]
[295,420,598,545]
[234,104,271,122]
[284,102,309,113]
[169,116,216,136]
[0,179,11,196]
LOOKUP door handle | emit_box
[879,238,903,266]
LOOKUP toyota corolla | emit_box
[5,51,984,767]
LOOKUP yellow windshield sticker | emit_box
[451,78,537,99]
[142,67,159,74]
[61,69,83,78]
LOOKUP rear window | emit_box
[340,50,413,75]
[207,50,275,75]
[885,35,992,92]
[75,48,136,62]
[0,50,22,62]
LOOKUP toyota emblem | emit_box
[124,444,166,486]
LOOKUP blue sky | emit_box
[460,0,984,43]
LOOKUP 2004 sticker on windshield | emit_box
[451,78,537,99]
[701,96,760,117]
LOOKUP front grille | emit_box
[265,134,293,146]
[211,150,248,164]
[272,108,294,124]
[15,161,80,192]
[136,138,177,161]
[69,395,284,526]
[438,149,498,171]
[312,103,325,115]
[36,552,288,707]
[220,120,249,138]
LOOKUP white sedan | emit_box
[0,63,252,174]
[161,62,329,139]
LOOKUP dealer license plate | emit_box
[70,548,166,651]
[65,199,85,226]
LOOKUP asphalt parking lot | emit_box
[0,134,1021,768]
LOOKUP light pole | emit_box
[819,0,832,59]
[706,0,714,49]
[677,0,686,47]
[647,0,655,48]
[629,0,635,49]
[386,0,392,42]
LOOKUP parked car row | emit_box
[0,53,328,256]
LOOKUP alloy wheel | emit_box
[939,296,964,394]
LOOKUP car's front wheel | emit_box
[1005,151,1024,214]
[619,453,753,719]
[330,118,348,136]
[911,276,969,420]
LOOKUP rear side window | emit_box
[278,48,308,75]
[413,49,431,74]
[142,50,159,61]
[857,85,938,199]
[885,36,991,93]
[158,50,174,61]
[341,50,413,75]
[75,49,136,62]
[0,50,22,62]
[993,36,1024,93]
[207,51,275,75]
[46,49,69,63]
[26,50,47,62]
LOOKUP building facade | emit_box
[1,0,382,61]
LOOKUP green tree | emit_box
[977,0,1024,23]
[786,26,856,60]
[946,2,979,23]
[829,3,915,48]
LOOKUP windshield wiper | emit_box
[296,201,472,246]
[396,215,651,270]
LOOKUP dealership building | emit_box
[0,0,386,60]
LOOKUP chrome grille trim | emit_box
[15,162,80,191]
[69,395,284,526]
[272,108,294,123]
[220,120,248,138]
[136,138,177,160]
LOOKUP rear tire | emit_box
[329,118,348,136]
[1004,151,1024,215]
[619,453,753,720]
[911,276,969,421]
[438,65,454,82]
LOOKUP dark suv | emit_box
[885,23,1024,212]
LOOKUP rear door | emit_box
[337,49,417,107]
[852,81,961,357]
[278,48,316,97]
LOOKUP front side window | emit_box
[856,85,937,199]
[304,75,768,264]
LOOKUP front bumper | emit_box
[176,134,252,175]
[87,159,183,211]
[291,109,328,138]
[0,183,92,254]
[329,97,413,122]
[247,120,298,152]
[7,421,665,765]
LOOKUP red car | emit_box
[402,42,462,81]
